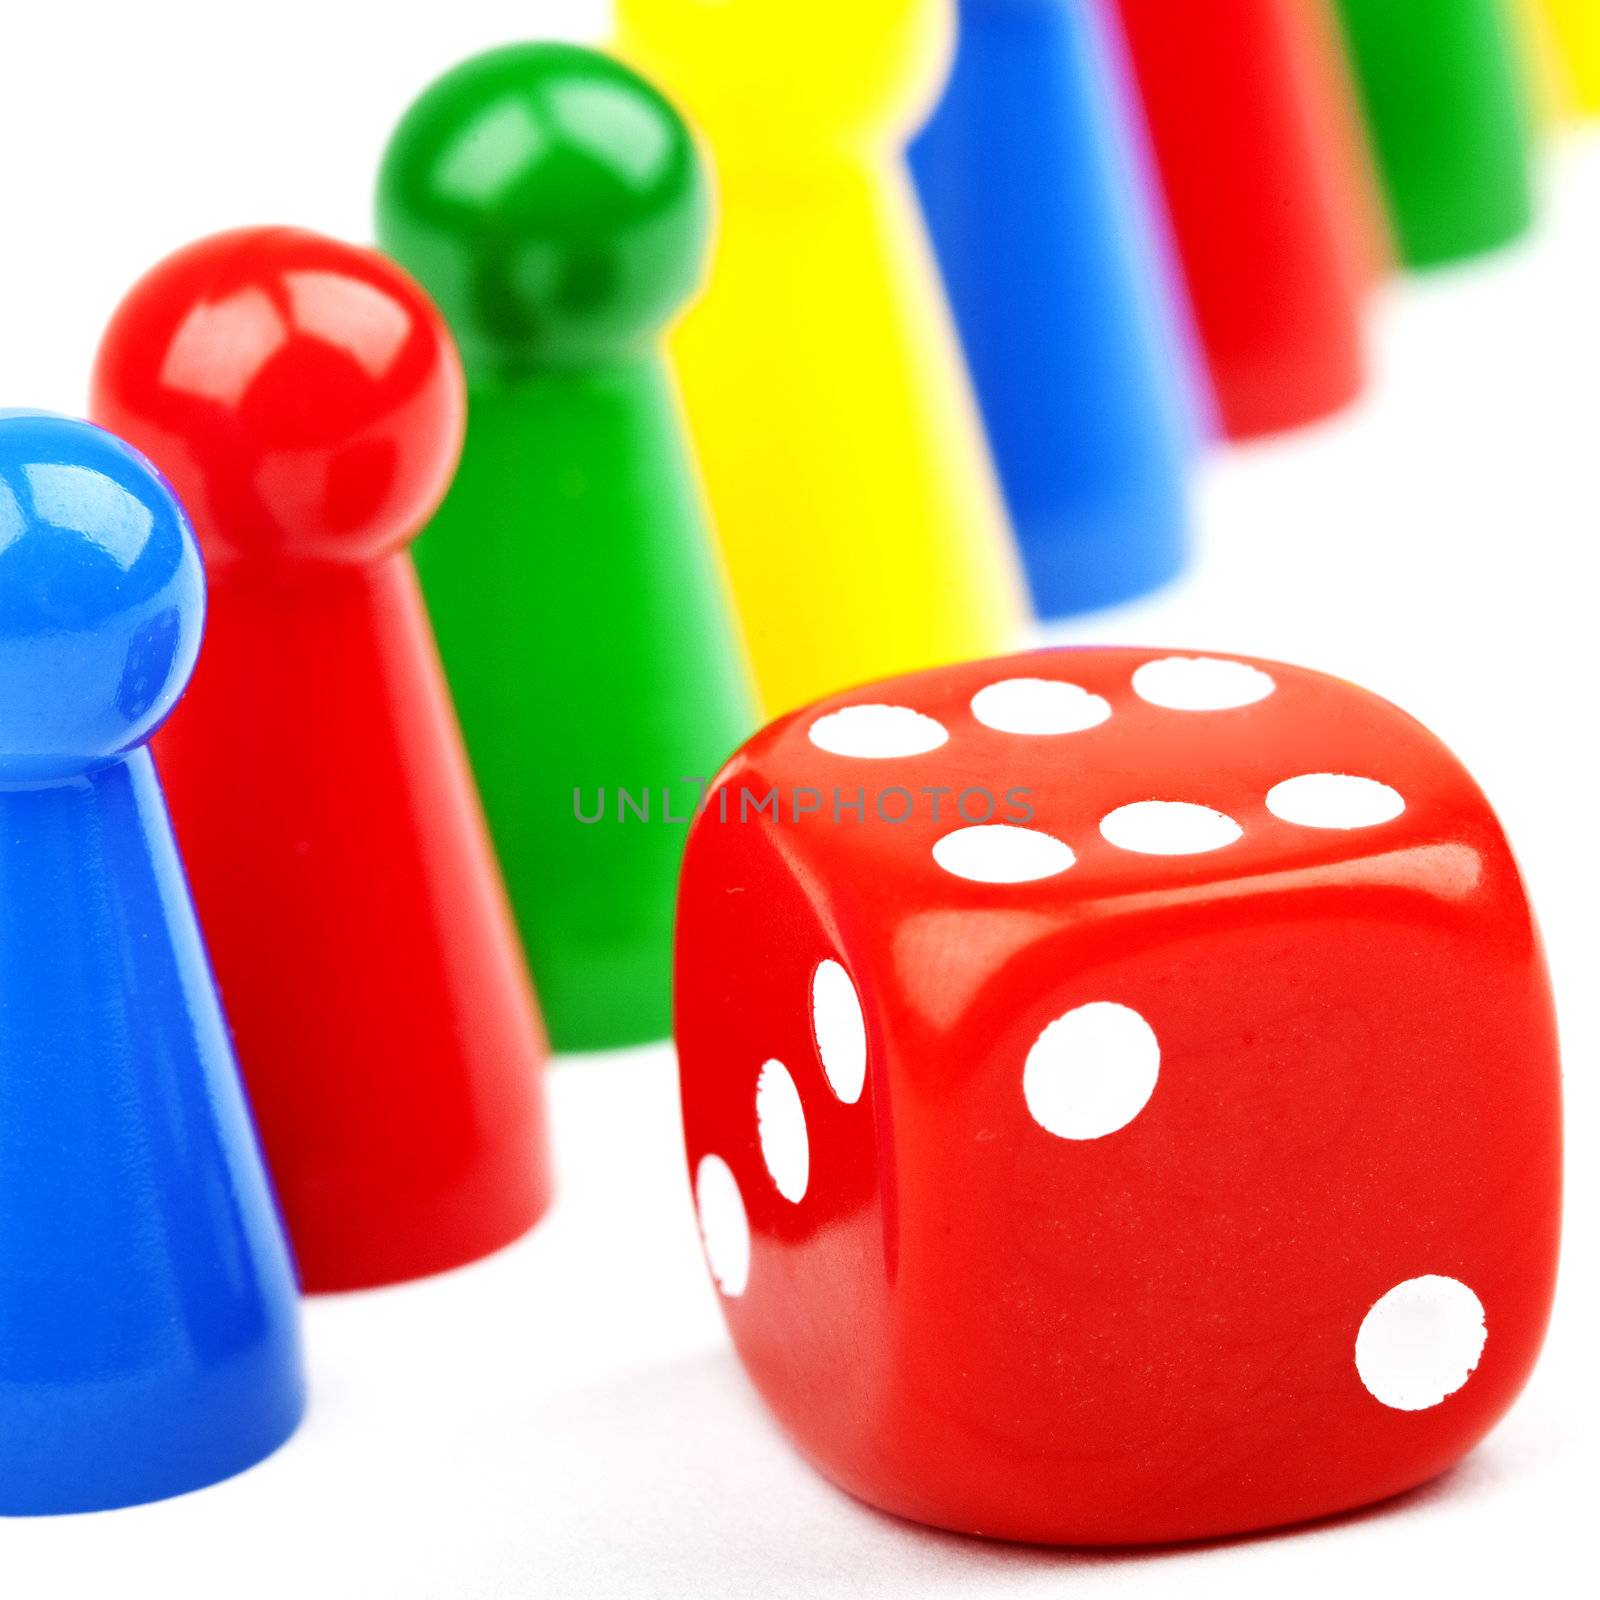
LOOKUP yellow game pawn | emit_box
[1541,0,1600,113]
[1513,0,1569,124]
[617,0,1026,717]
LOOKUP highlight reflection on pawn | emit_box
[0,411,304,1515]
[379,42,758,1052]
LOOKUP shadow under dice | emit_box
[675,647,1561,1546]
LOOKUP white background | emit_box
[2,2,1596,1595]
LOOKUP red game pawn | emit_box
[92,228,552,1292]
[1115,0,1379,438]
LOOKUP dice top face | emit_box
[675,647,1561,1545]
[764,648,1494,920]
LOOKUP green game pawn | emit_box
[378,43,757,1052]
[1333,0,1536,268]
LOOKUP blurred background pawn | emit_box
[1333,0,1538,268]
[378,42,758,1053]
[92,230,553,1293]
[911,0,1203,617]
[1114,0,1381,439]
[1540,0,1600,113]
[0,411,303,1514]
[617,0,1028,714]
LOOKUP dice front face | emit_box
[675,647,1561,1546]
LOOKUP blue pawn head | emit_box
[0,411,204,783]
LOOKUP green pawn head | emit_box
[378,42,709,373]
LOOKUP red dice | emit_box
[675,648,1561,1545]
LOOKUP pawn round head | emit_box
[0,411,204,782]
[91,228,465,569]
[616,0,955,149]
[377,42,709,372]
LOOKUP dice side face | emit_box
[889,844,1558,1543]
[675,647,1561,1546]
[675,745,905,1488]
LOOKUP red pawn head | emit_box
[92,227,465,570]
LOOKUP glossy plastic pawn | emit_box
[912,0,1203,616]
[92,232,553,1292]
[1115,0,1378,438]
[0,411,304,1514]
[1333,0,1537,267]
[378,42,758,1051]
[617,0,1028,713]
[1541,0,1600,112]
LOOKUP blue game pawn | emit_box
[0,411,304,1515]
[911,0,1202,616]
